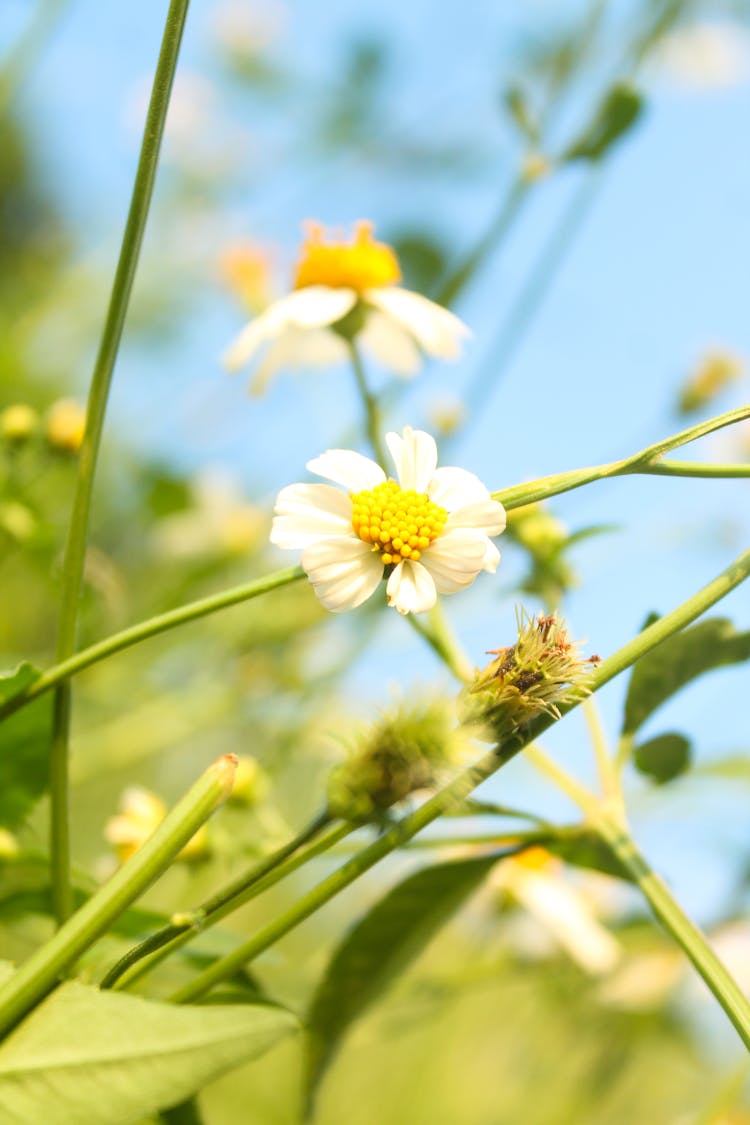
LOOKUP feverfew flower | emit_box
[270,425,506,615]
[224,221,469,392]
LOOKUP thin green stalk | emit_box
[100,809,334,990]
[112,820,353,992]
[0,755,235,1038]
[493,405,750,511]
[168,544,750,1005]
[348,341,387,469]
[50,0,191,925]
[0,566,304,724]
[596,814,750,1052]
[406,608,472,684]
[582,697,622,807]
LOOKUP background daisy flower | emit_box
[270,425,506,615]
[224,221,469,392]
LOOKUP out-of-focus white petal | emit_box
[281,285,358,328]
[223,310,275,372]
[250,327,348,394]
[270,483,352,548]
[307,449,386,492]
[359,310,422,377]
[366,287,470,359]
[386,559,437,615]
[428,466,491,510]
[302,537,383,611]
[508,868,621,976]
[385,426,438,492]
[446,498,507,538]
[420,529,487,593]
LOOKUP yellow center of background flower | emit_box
[350,480,447,565]
[293,220,401,292]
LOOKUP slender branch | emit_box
[0,566,305,724]
[49,0,191,925]
[348,341,387,469]
[493,406,750,511]
[168,544,750,1005]
[110,819,353,992]
[0,755,235,1037]
[582,698,622,807]
[100,809,334,990]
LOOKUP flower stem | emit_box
[596,814,750,1052]
[0,566,304,724]
[49,0,190,926]
[0,754,235,1038]
[167,544,750,1005]
[109,819,353,991]
[348,341,387,469]
[493,405,750,511]
[406,605,473,683]
[100,809,335,990]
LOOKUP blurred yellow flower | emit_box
[105,787,209,864]
[0,829,20,860]
[219,242,275,315]
[677,348,745,414]
[224,221,470,392]
[45,399,86,454]
[228,755,267,806]
[0,404,39,446]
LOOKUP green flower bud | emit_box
[459,609,599,742]
[327,699,459,823]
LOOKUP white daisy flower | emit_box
[270,425,506,615]
[224,221,470,392]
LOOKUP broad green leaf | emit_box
[563,82,644,162]
[306,849,514,1108]
[0,664,51,829]
[0,977,297,1124]
[546,830,632,882]
[633,732,692,785]
[622,617,750,736]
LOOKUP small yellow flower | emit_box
[677,348,745,414]
[219,242,275,315]
[227,755,267,806]
[0,829,20,860]
[105,787,209,864]
[224,221,469,392]
[0,404,39,446]
[45,399,86,454]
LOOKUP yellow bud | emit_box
[0,404,39,445]
[45,399,86,454]
[0,829,20,860]
[228,755,266,806]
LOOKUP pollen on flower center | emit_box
[293,220,401,293]
[350,479,448,566]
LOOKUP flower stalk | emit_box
[49,0,191,925]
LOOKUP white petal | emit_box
[445,498,507,537]
[271,483,352,549]
[250,327,348,394]
[302,537,383,612]
[481,538,501,572]
[510,870,621,975]
[307,449,385,492]
[419,529,487,593]
[385,426,438,493]
[386,560,437,615]
[223,309,276,372]
[359,309,422,377]
[366,287,470,359]
[279,286,358,328]
[428,466,491,510]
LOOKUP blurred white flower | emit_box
[271,425,505,614]
[495,849,622,975]
[654,21,750,89]
[224,221,470,392]
[212,0,287,56]
[154,468,265,560]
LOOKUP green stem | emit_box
[348,341,387,469]
[406,607,472,684]
[0,754,235,1038]
[0,566,305,724]
[100,809,333,990]
[582,697,622,807]
[50,0,191,925]
[493,405,750,510]
[111,820,353,991]
[596,814,750,1052]
[169,544,750,1005]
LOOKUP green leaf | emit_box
[306,849,514,1109]
[562,81,644,162]
[546,830,632,882]
[633,732,692,784]
[0,664,51,829]
[0,977,297,1124]
[622,617,750,736]
[443,797,549,825]
[503,83,539,142]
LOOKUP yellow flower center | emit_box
[350,480,447,566]
[293,220,401,293]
